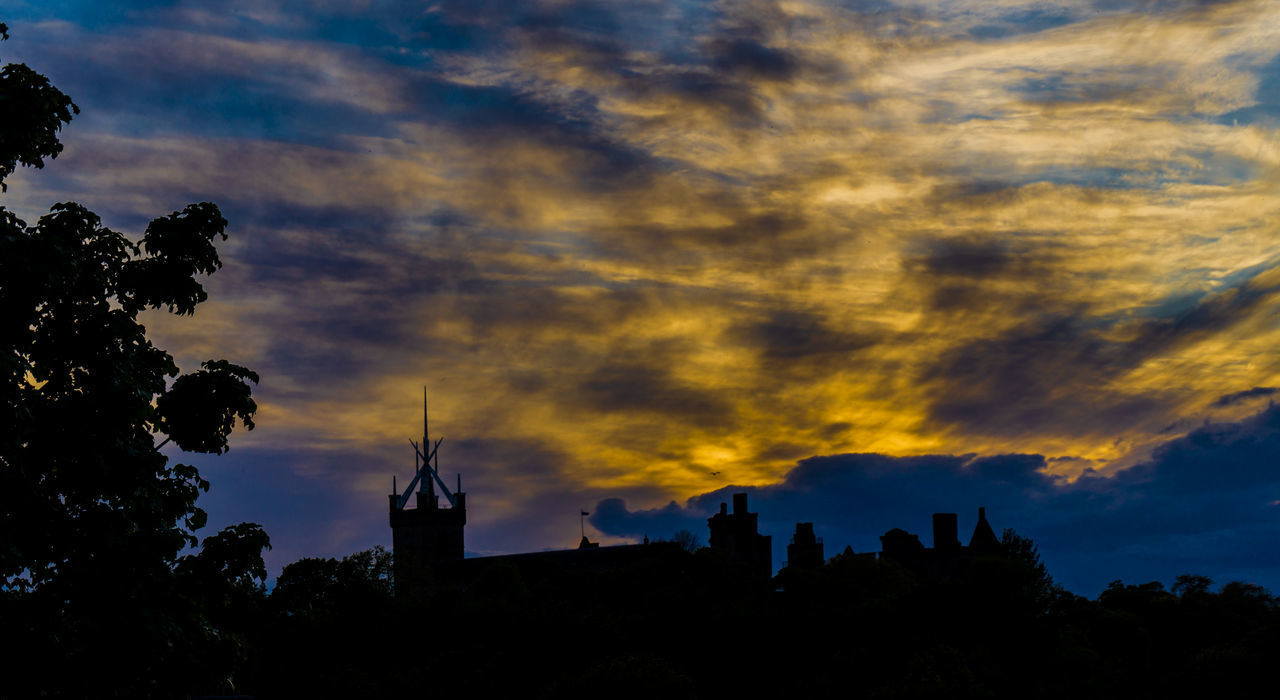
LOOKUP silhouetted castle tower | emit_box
[786,522,824,569]
[879,527,924,559]
[968,506,1001,553]
[879,507,1004,575]
[708,493,772,578]
[388,389,467,587]
[933,512,960,552]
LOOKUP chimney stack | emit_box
[932,513,959,551]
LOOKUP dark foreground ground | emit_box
[6,541,1278,699]
[247,546,1277,700]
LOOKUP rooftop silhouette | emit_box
[388,401,1013,590]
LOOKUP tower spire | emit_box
[422,385,437,506]
[389,388,467,587]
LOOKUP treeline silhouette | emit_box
[191,541,1276,700]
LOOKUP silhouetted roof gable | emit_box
[969,506,1001,552]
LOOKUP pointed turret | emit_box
[968,506,1001,554]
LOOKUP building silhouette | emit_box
[878,506,1004,576]
[387,398,1011,590]
[786,522,824,569]
[707,493,772,578]
[388,394,690,589]
[385,390,470,587]
[388,478,466,586]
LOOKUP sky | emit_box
[2,0,1279,596]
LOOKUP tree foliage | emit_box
[0,195,261,591]
[1000,527,1058,603]
[272,546,394,615]
[0,23,78,190]
[0,25,266,698]
[671,528,703,553]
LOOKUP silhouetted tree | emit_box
[174,523,272,695]
[252,547,401,698]
[1000,527,1060,605]
[0,23,77,190]
[0,26,262,698]
[1172,573,1213,598]
[672,527,703,553]
[272,546,394,614]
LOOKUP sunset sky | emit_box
[4,0,1280,594]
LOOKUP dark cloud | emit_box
[441,436,572,491]
[420,0,777,127]
[257,329,404,393]
[1128,270,1280,351]
[916,266,1280,438]
[413,11,495,52]
[967,6,1080,40]
[235,231,481,296]
[726,308,876,367]
[15,26,407,145]
[753,441,816,462]
[460,286,653,338]
[916,237,1018,278]
[624,68,769,125]
[1214,387,1278,407]
[699,0,843,85]
[430,436,672,555]
[592,497,703,543]
[573,359,734,428]
[1108,0,1248,15]
[1011,70,1175,108]
[226,201,402,240]
[924,180,1032,209]
[215,227,489,393]
[818,421,853,441]
[20,10,660,189]
[593,405,1280,595]
[898,222,1060,314]
[399,77,659,188]
[599,209,825,269]
[921,313,1166,437]
[517,23,632,73]
[707,36,800,82]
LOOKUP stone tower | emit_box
[388,389,467,590]
[708,492,772,578]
